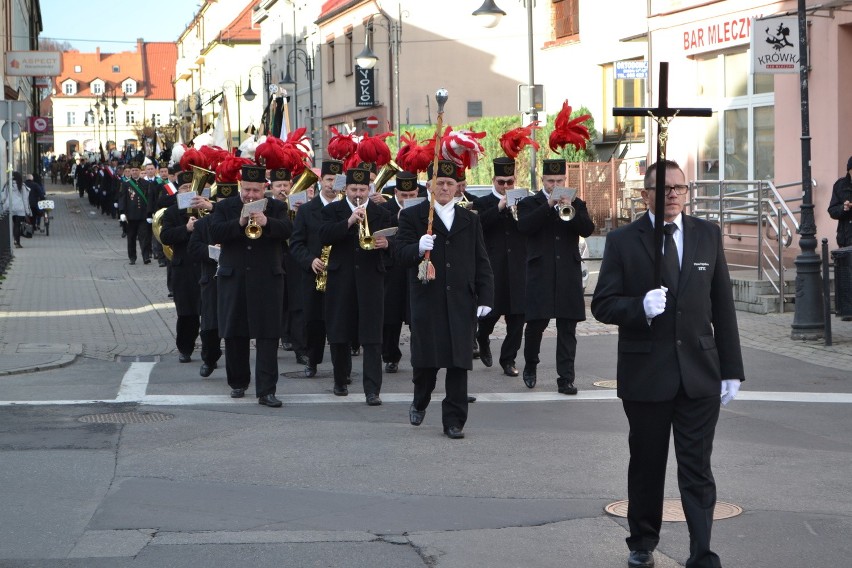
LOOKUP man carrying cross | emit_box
[592,63,745,568]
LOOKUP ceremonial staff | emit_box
[418,88,448,284]
[613,62,711,287]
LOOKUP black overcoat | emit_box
[516,192,595,321]
[289,196,328,322]
[319,198,394,344]
[828,174,852,247]
[394,201,494,369]
[380,198,409,325]
[590,213,745,402]
[159,203,202,317]
[209,196,291,338]
[117,176,156,220]
[471,192,527,315]
[187,215,219,332]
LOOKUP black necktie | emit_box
[663,223,679,292]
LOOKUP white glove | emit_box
[476,306,492,318]
[418,234,435,255]
[119,214,127,223]
[643,287,668,319]
[721,379,741,406]
[113,202,118,208]
[146,217,153,224]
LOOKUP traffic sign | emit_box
[1,122,22,141]
[365,116,379,129]
[29,116,49,133]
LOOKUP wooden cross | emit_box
[613,61,712,288]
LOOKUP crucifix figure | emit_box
[613,61,712,287]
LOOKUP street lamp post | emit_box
[242,66,272,133]
[353,9,402,142]
[474,0,538,192]
[281,46,315,162]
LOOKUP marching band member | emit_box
[318,166,394,405]
[209,163,292,407]
[117,155,156,265]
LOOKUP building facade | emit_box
[50,40,177,160]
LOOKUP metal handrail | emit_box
[690,179,803,312]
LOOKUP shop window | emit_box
[601,62,645,142]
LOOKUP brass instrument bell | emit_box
[356,196,375,250]
[188,165,215,218]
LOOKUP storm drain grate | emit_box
[605,499,743,521]
[78,412,174,424]
[593,380,618,389]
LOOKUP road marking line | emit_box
[0,303,174,318]
[2,390,852,406]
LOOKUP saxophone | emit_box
[315,244,332,292]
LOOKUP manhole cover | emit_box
[593,380,618,389]
[604,499,742,521]
[78,412,174,424]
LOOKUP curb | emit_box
[0,353,79,377]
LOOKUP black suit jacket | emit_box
[591,213,745,401]
[187,215,219,332]
[290,195,330,322]
[394,200,494,369]
[159,204,201,316]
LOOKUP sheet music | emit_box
[332,174,347,191]
[372,227,398,238]
[177,192,195,210]
[403,197,425,209]
[240,199,267,217]
[550,187,577,202]
[505,188,530,207]
[288,191,308,209]
[208,244,221,262]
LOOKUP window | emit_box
[345,29,353,76]
[112,65,120,73]
[74,65,82,73]
[123,81,136,94]
[92,82,103,95]
[126,110,136,125]
[106,110,115,125]
[695,50,775,181]
[152,114,161,127]
[63,81,76,95]
[552,0,579,40]
[67,111,76,126]
[327,40,335,82]
[600,62,645,142]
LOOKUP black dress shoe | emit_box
[143,258,151,264]
[467,395,476,403]
[444,425,464,439]
[409,404,425,426]
[478,339,492,367]
[501,363,519,377]
[344,376,352,385]
[333,384,348,396]
[128,259,136,265]
[351,346,361,356]
[304,365,317,378]
[557,378,578,395]
[523,367,537,389]
[472,344,480,359]
[230,388,246,398]
[158,259,167,267]
[179,353,192,363]
[258,394,283,407]
[121,232,127,238]
[295,352,309,365]
[366,393,382,406]
[199,362,216,377]
[384,361,398,373]
[627,550,654,567]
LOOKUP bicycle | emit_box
[38,199,54,237]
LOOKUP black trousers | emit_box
[175,314,200,355]
[412,367,468,430]
[125,219,151,262]
[224,337,279,397]
[477,312,525,366]
[286,309,307,355]
[199,328,222,366]
[524,318,578,379]
[382,322,403,363]
[11,215,26,245]
[330,342,381,395]
[305,319,327,366]
[152,236,164,260]
[622,390,722,568]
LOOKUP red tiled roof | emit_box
[217,1,261,44]
[318,0,360,21]
[143,42,177,100]
[56,48,144,98]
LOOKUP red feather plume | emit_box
[548,100,591,152]
[343,152,363,172]
[499,122,541,159]
[199,145,229,170]
[216,156,255,183]
[441,127,486,169]
[396,132,435,174]
[328,127,358,161]
[357,132,394,167]
[179,147,208,172]
[256,135,308,178]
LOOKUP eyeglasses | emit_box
[645,184,689,195]
[494,179,514,186]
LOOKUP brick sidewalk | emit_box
[2,181,850,371]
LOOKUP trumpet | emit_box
[245,200,263,239]
[356,196,375,250]
[557,203,576,221]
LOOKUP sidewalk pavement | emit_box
[1,181,851,376]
